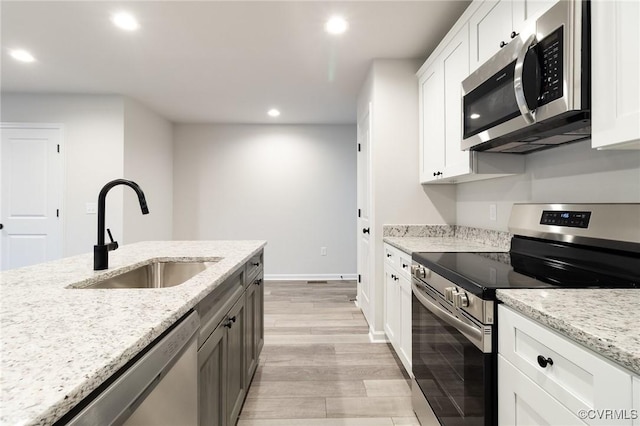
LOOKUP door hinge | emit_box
[56,209,59,217]
[57,144,60,153]
[358,274,361,283]
[358,208,361,217]
[357,143,361,152]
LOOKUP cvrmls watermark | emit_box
[577,409,638,420]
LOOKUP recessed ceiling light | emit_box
[267,109,281,118]
[112,12,139,31]
[325,16,348,35]
[9,49,35,63]
[470,113,481,120]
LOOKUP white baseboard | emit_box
[368,329,389,343]
[264,274,357,281]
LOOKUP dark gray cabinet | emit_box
[198,324,226,426]
[244,273,264,384]
[197,250,263,426]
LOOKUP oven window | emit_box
[463,61,521,139]
[412,293,494,426]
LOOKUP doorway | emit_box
[1,123,64,270]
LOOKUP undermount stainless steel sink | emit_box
[81,261,216,289]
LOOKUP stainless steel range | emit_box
[410,203,640,426]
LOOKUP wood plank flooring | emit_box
[237,280,420,426]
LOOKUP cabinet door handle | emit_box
[499,40,507,48]
[433,171,443,177]
[254,278,262,286]
[537,355,553,368]
[0,223,3,230]
[252,262,260,267]
[511,31,519,39]
[402,263,408,268]
[362,228,370,234]
[386,253,392,258]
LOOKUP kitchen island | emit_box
[0,240,266,426]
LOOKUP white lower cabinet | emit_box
[383,243,411,375]
[498,305,637,426]
[634,377,640,426]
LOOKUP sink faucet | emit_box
[94,179,149,270]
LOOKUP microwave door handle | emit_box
[412,282,485,351]
[514,34,537,125]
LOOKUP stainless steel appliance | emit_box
[461,0,590,154]
[63,311,199,425]
[411,204,640,426]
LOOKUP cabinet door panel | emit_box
[255,275,264,356]
[419,63,445,182]
[199,326,226,426]
[245,282,258,384]
[592,0,640,149]
[443,24,472,177]
[469,0,513,71]
[226,297,246,425]
[499,355,585,426]
[383,264,398,345]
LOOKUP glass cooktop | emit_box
[412,249,640,299]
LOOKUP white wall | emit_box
[123,98,173,244]
[173,124,357,278]
[357,60,456,337]
[1,93,125,256]
[456,139,640,230]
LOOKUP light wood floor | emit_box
[237,280,420,426]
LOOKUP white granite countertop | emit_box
[383,237,508,254]
[497,289,640,376]
[0,240,266,426]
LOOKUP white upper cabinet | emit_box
[418,2,525,184]
[470,0,558,73]
[469,0,514,72]
[591,0,640,150]
[443,25,474,177]
[419,61,445,182]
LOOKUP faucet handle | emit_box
[106,228,119,251]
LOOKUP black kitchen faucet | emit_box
[94,179,149,270]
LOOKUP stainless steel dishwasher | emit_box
[66,311,199,425]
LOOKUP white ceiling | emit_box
[1,1,470,124]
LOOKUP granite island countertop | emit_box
[0,240,266,426]
[497,289,640,376]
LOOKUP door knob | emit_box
[362,228,370,234]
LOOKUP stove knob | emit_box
[454,292,469,308]
[413,266,430,279]
[444,287,458,302]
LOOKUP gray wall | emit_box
[123,98,174,244]
[456,140,640,230]
[2,93,175,256]
[173,124,357,279]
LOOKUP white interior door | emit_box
[356,107,372,325]
[1,124,63,270]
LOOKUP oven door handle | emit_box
[412,282,486,351]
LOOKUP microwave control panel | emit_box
[540,210,591,228]
[537,26,564,107]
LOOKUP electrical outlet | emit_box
[489,204,497,221]
[86,202,97,214]
[320,247,327,256]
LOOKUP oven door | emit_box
[412,280,495,426]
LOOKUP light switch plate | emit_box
[86,202,97,214]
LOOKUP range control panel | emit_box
[540,210,591,228]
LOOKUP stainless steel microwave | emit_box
[461,0,590,153]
